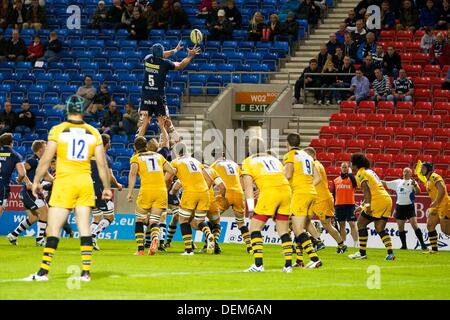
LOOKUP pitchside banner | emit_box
[235,92,280,112]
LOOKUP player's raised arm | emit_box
[127,162,139,202]
[163,40,183,58]
[94,144,112,200]
[32,141,57,198]
[174,45,200,71]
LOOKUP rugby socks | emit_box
[295,239,304,264]
[239,225,252,252]
[135,221,145,252]
[37,236,59,276]
[198,221,212,239]
[150,223,159,241]
[167,221,177,244]
[94,218,111,237]
[212,223,221,242]
[145,225,151,247]
[414,228,426,247]
[297,232,319,262]
[159,223,167,246]
[180,222,193,253]
[399,231,407,249]
[90,222,99,238]
[378,230,393,255]
[37,220,47,242]
[280,233,293,268]
[358,228,368,256]
[80,236,93,275]
[428,230,438,251]
[250,231,264,267]
[11,218,32,237]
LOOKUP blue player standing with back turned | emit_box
[137,41,200,138]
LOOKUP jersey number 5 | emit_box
[148,75,155,87]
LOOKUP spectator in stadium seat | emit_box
[87,83,111,116]
[326,33,341,56]
[430,32,450,67]
[210,9,233,41]
[5,29,26,62]
[349,68,370,102]
[89,1,109,30]
[225,0,241,29]
[345,9,357,32]
[168,2,190,30]
[356,31,376,63]
[0,0,11,31]
[0,101,16,134]
[278,12,299,49]
[115,2,135,31]
[121,102,139,134]
[197,0,212,19]
[205,0,220,28]
[23,0,46,30]
[336,22,348,44]
[297,0,320,27]
[397,0,420,32]
[267,14,282,42]
[371,44,384,68]
[101,101,123,136]
[420,0,441,29]
[335,55,356,103]
[143,4,158,30]
[437,0,450,30]
[361,54,376,82]
[442,67,450,90]
[342,33,357,63]
[383,45,401,78]
[372,68,394,101]
[156,0,171,30]
[247,11,265,42]
[420,26,435,52]
[316,43,332,70]
[26,34,43,62]
[380,1,395,30]
[38,31,62,63]
[392,68,414,102]
[278,0,300,22]
[351,19,367,46]
[319,60,337,105]
[14,99,35,134]
[7,0,27,30]
[0,31,7,61]
[332,46,344,69]
[106,0,124,28]
[128,7,148,41]
[76,76,97,108]
[354,0,372,20]
[293,58,321,104]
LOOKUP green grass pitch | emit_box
[1,238,450,300]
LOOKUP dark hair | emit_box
[287,133,301,147]
[0,133,13,146]
[134,136,147,153]
[351,153,371,169]
[309,58,318,64]
[84,75,92,80]
[101,133,110,147]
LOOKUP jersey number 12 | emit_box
[68,138,87,160]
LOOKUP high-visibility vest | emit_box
[333,175,356,205]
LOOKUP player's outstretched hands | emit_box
[102,189,113,200]
[175,40,183,52]
[32,182,43,199]
[187,45,201,57]
[127,192,133,203]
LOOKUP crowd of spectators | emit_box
[0,0,47,31]
[293,0,450,105]
[0,99,35,134]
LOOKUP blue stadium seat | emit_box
[245,52,263,64]
[23,133,39,142]
[19,73,36,85]
[239,41,255,52]
[236,63,251,72]
[216,63,235,72]
[226,52,244,64]
[35,73,53,85]
[241,74,259,83]
[199,62,216,72]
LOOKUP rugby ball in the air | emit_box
[190,29,203,45]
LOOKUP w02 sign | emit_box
[235,92,279,112]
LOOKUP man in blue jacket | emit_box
[420,0,441,28]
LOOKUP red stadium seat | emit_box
[434,89,450,103]
[393,154,413,168]
[380,30,396,41]
[442,65,450,76]
[433,156,450,170]
[330,113,347,126]
[411,52,428,65]
[365,140,384,154]
[373,153,393,168]
[404,114,423,128]
[335,153,352,167]
[414,154,433,165]
[346,139,365,153]
[400,53,413,64]
[443,142,450,156]
[384,140,404,154]
[414,102,432,115]
[336,126,356,140]
[422,115,442,128]
[414,89,432,102]
[358,100,376,113]
[326,139,346,153]
[430,77,445,90]
[423,141,443,156]
[423,65,441,77]
[397,30,413,41]
[371,167,385,179]
[395,102,413,114]
[443,116,450,128]
[355,126,374,140]
[414,128,433,142]
[403,64,422,76]
[346,113,366,127]
[377,101,394,114]
[310,138,327,153]
[374,127,394,140]
[340,101,357,113]
[366,114,385,127]
[320,126,338,139]
[434,128,450,142]
[384,168,403,180]
[403,141,423,155]
[434,102,450,116]
[433,168,445,177]
[394,127,414,141]
[317,152,336,167]
[325,166,341,180]
[444,170,450,183]
[413,77,431,90]
[385,114,404,127]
